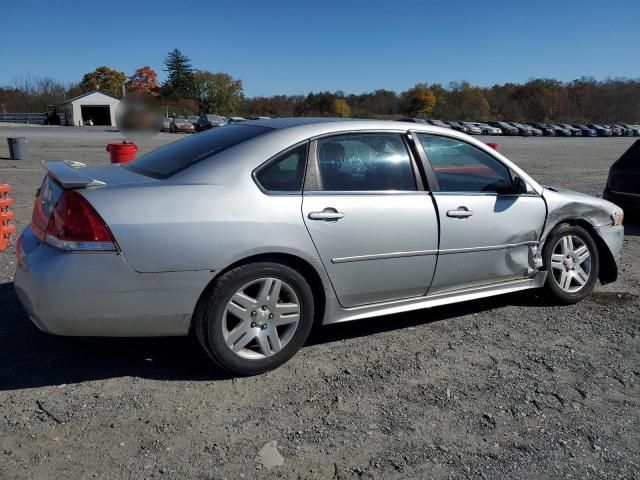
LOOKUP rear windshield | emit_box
[125,124,272,178]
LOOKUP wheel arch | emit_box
[190,252,328,332]
[542,218,617,284]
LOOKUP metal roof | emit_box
[61,89,121,104]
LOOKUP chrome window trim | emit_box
[608,189,640,198]
[303,186,425,195]
[432,191,542,198]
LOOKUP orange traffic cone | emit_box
[0,184,15,252]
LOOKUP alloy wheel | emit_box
[550,234,593,293]
[222,277,301,359]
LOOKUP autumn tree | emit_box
[79,66,126,97]
[129,66,160,97]
[163,49,194,99]
[331,98,351,117]
[402,84,436,117]
[461,87,490,120]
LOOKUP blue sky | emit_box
[2,0,638,96]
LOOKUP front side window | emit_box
[416,134,512,193]
[315,133,416,191]
[255,143,308,192]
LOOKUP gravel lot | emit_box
[0,126,638,479]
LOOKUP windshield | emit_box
[124,124,272,178]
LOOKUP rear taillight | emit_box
[34,189,116,252]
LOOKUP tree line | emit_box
[1,49,639,123]
[243,78,640,123]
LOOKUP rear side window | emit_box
[255,143,308,192]
[314,133,416,191]
[125,125,271,178]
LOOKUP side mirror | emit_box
[512,176,528,195]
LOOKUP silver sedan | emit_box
[14,118,624,375]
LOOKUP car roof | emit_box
[238,117,464,133]
[243,117,350,129]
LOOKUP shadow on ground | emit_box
[0,280,568,391]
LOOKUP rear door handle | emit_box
[308,208,345,221]
[446,207,473,218]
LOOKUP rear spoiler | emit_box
[42,160,105,188]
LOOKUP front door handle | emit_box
[446,207,473,218]
[308,208,345,221]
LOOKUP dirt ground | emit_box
[0,126,638,479]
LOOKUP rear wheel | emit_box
[195,262,314,375]
[542,224,599,304]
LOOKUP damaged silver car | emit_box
[14,118,624,375]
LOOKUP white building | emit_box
[60,90,120,126]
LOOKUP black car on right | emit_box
[604,139,640,218]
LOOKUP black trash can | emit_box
[7,137,27,160]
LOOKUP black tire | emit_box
[194,262,315,375]
[542,224,599,304]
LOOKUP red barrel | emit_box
[485,142,500,151]
[106,142,138,163]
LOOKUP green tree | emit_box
[163,49,194,99]
[193,70,244,114]
[402,84,436,117]
[79,66,126,97]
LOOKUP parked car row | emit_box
[401,118,640,137]
[161,114,260,133]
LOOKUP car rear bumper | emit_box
[14,226,213,337]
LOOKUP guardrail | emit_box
[0,113,45,124]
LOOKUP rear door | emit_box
[302,132,439,308]
[414,133,547,294]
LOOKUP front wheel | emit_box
[542,224,599,304]
[194,262,315,375]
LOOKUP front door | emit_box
[302,132,439,308]
[414,133,547,293]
